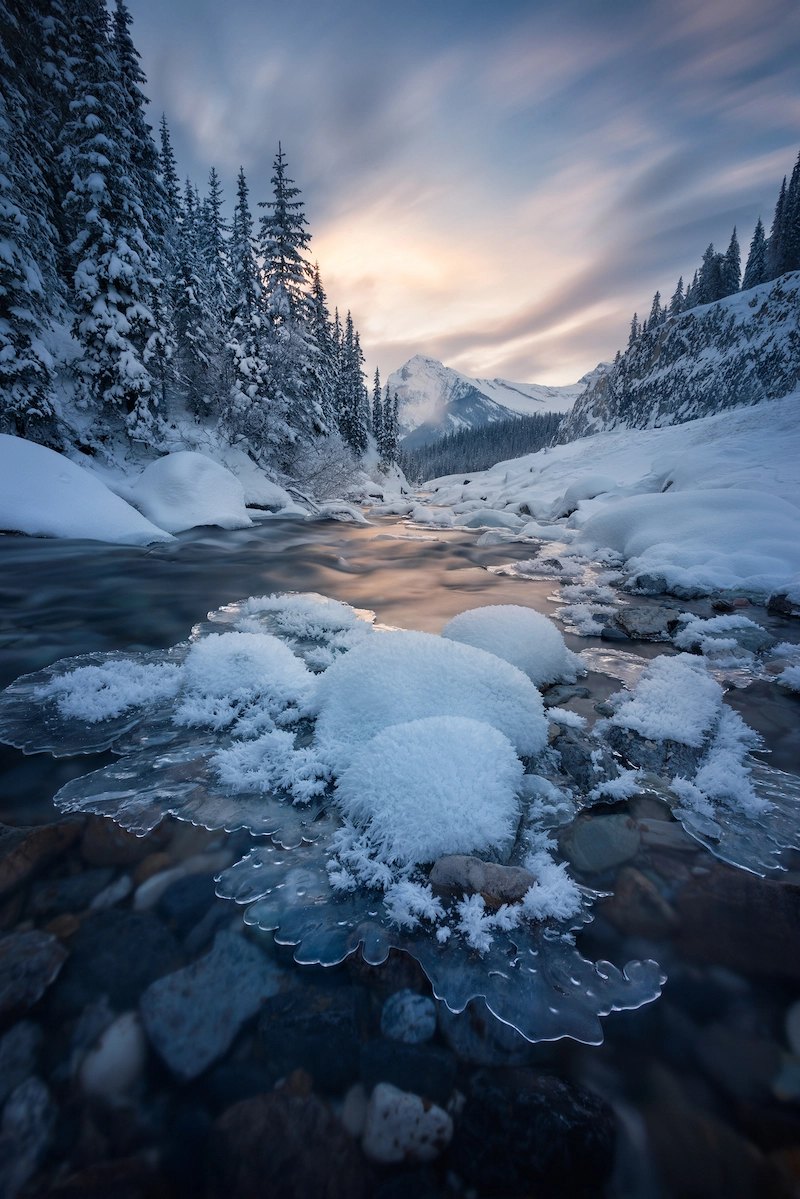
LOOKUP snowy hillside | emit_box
[560,272,800,440]
[387,356,608,448]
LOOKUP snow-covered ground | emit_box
[420,390,800,599]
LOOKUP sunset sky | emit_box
[129,0,800,384]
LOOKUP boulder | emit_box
[428,856,536,909]
[614,606,682,640]
[558,814,641,875]
[768,591,800,618]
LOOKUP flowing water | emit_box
[1,515,799,1198]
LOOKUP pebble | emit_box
[140,930,283,1080]
[0,930,68,1017]
[0,820,82,899]
[362,1082,453,1164]
[601,866,680,939]
[380,990,437,1045]
[428,856,536,909]
[133,849,233,910]
[559,814,641,875]
[132,851,172,885]
[0,1022,41,1105]
[79,1010,147,1100]
[341,1083,368,1137]
[0,1077,54,1199]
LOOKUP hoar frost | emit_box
[441,604,584,688]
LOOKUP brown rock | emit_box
[133,852,173,885]
[0,820,83,898]
[0,929,68,1016]
[211,1090,369,1199]
[429,856,536,910]
[600,866,680,939]
[80,815,168,867]
[43,913,81,940]
[676,864,800,979]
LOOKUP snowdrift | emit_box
[127,452,253,533]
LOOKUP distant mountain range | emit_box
[386,355,609,448]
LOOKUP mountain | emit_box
[386,355,608,449]
[559,272,800,442]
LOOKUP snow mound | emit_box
[442,605,584,687]
[128,451,253,533]
[409,504,455,528]
[574,489,800,597]
[312,629,548,772]
[609,653,721,747]
[175,631,314,735]
[551,475,618,519]
[0,435,172,545]
[335,716,523,866]
[460,509,523,530]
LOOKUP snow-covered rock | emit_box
[442,605,583,688]
[127,451,253,533]
[460,508,523,529]
[0,434,171,545]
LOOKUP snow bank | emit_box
[312,629,548,772]
[442,605,583,688]
[128,451,253,533]
[409,504,455,528]
[550,475,618,519]
[0,435,172,545]
[335,716,523,866]
[574,489,800,596]
[460,508,523,530]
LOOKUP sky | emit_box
[129,0,800,385]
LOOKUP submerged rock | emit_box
[362,1082,453,1164]
[541,683,591,708]
[429,856,536,909]
[550,725,618,788]
[0,931,67,1017]
[437,998,550,1067]
[0,1077,54,1199]
[559,814,641,875]
[0,1022,41,1105]
[258,982,367,1095]
[0,819,83,899]
[79,1010,147,1099]
[140,931,283,1080]
[600,866,680,939]
[614,606,682,640]
[380,989,437,1045]
[768,590,800,618]
[27,867,113,918]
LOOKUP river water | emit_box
[1,515,799,1198]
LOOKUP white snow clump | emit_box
[233,592,373,668]
[442,604,584,688]
[312,629,548,772]
[212,729,329,804]
[38,660,182,723]
[609,653,722,747]
[128,451,253,533]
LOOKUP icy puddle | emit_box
[1,516,799,1197]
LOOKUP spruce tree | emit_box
[225,166,272,443]
[258,144,312,321]
[306,263,335,432]
[337,311,367,453]
[684,270,699,310]
[767,177,787,280]
[628,313,640,347]
[720,227,740,296]
[158,114,182,224]
[371,367,383,455]
[784,150,800,273]
[668,278,683,316]
[172,180,212,412]
[742,218,768,289]
[697,244,722,305]
[648,291,662,327]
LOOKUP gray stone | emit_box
[429,856,536,909]
[0,1023,41,1106]
[600,625,630,641]
[380,989,437,1045]
[541,684,591,708]
[27,868,113,918]
[678,623,776,655]
[140,930,283,1080]
[0,1077,54,1199]
[628,573,667,595]
[768,591,800,618]
[551,725,619,788]
[614,606,682,640]
[605,723,704,777]
[0,931,67,1018]
[0,820,83,899]
[559,814,641,875]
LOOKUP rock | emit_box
[768,591,800,618]
[786,1000,800,1056]
[341,1083,368,1137]
[0,819,82,899]
[450,1067,616,1197]
[43,913,81,940]
[80,815,168,867]
[606,723,704,776]
[50,908,179,1014]
[429,856,536,909]
[711,598,736,613]
[600,866,680,938]
[43,1157,170,1199]
[133,849,232,910]
[167,821,223,861]
[0,1022,41,1105]
[79,1011,147,1099]
[132,851,172,885]
[676,865,800,979]
[211,1090,368,1199]
[551,725,618,788]
[89,873,132,911]
[140,931,282,1081]
[156,873,217,938]
[360,1039,456,1106]
[27,867,114,918]
[0,1077,54,1199]
[362,1082,453,1165]
[637,818,697,851]
[259,982,366,1095]
[694,1023,782,1105]
[380,990,437,1045]
[558,814,640,875]
[0,930,67,1017]
[629,573,667,595]
[614,606,682,640]
[540,684,591,708]
[437,998,550,1067]
[600,625,630,641]
[679,623,775,654]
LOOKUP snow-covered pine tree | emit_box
[371,367,383,454]
[336,311,368,453]
[785,150,800,273]
[172,180,213,412]
[0,0,62,440]
[158,114,182,224]
[742,218,768,289]
[697,244,724,305]
[767,177,787,280]
[57,0,163,441]
[385,390,401,464]
[196,166,232,406]
[720,227,740,296]
[648,291,662,327]
[684,270,699,310]
[669,277,684,316]
[627,313,639,347]
[305,263,334,433]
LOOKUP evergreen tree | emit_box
[371,367,383,452]
[697,243,723,305]
[336,311,367,453]
[684,269,699,310]
[785,150,800,273]
[172,180,213,411]
[306,263,334,432]
[258,144,312,321]
[742,218,768,290]
[669,277,684,316]
[225,165,271,441]
[648,291,662,327]
[720,227,740,296]
[628,313,640,347]
[767,177,787,280]
[158,114,182,224]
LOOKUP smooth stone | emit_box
[0,1022,41,1105]
[559,814,641,875]
[0,931,67,1017]
[380,990,437,1045]
[0,1077,54,1199]
[637,819,697,851]
[88,873,132,911]
[258,983,367,1095]
[133,849,232,910]
[600,866,680,938]
[360,1038,456,1106]
[341,1083,368,1137]
[362,1082,453,1165]
[27,867,114,918]
[786,999,800,1057]
[210,1090,368,1199]
[615,606,682,640]
[79,1010,147,1099]
[428,856,536,910]
[157,873,217,938]
[451,1067,615,1196]
[541,684,591,708]
[140,931,282,1081]
[0,820,82,899]
[600,625,630,641]
[80,815,168,867]
[629,573,668,595]
[50,908,179,1014]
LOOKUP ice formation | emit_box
[441,605,584,688]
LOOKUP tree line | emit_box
[400,411,563,483]
[0,0,399,478]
